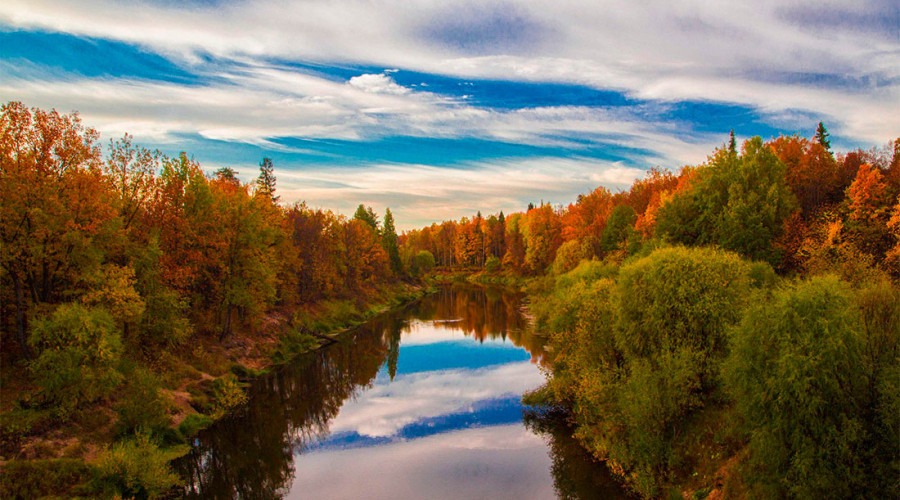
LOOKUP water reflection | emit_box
[288,425,557,500]
[174,284,627,499]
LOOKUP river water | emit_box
[173,284,629,499]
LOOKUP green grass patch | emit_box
[178,413,214,439]
[0,458,100,499]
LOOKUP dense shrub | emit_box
[542,245,756,497]
[0,458,99,499]
[178,413,214,438]
[210,374,248,419]
[550,239,591,275]
[406,250,436,276]
[615,246,752,361]
[115,366,169,437]
[724,276,899,498]
[97,431,183,499]
[28,303,123,418]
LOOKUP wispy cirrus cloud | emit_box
[2,0,895,142]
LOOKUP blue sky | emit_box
[1,0,897,229]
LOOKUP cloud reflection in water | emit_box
[288,424,556,500]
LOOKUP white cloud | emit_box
[348,73,411,95]
[326,361,543,438]
[1,58,723,227]
[289,424,555,500]
[1,0,896,143]
[0,62,718,155]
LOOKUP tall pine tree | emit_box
[815,122,831,152]
[353,204,379,231]
[381,208,402,275]
[256,157,279,203]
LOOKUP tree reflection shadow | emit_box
[523,406,633,500]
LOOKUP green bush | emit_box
[115,366,169,437]
[546,278,618,403]
[272,326,320,364]
[210,374,248,419]
[553,259,618,290]
[28,303,123,418]
[0,458,99,499]
[97,430,183,499]
[540,246,755,497]
[724,275,898,498]
[531,259,618,333]
[484,255,501,273]
[405,249,437,276]
[615,246,751,360]
[178,413,214,439]
[549,239,590,275]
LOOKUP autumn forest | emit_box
[1,100,899,499]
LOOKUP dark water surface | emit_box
[174,284,628,499]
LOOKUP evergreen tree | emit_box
[815,122,831,151]
[728,130,737,154]
[256,157,279,202]
[215,167,239,183]
[381,208,402,275]
[353,204,379,231]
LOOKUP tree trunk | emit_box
[220,304,233,341]
[12,273,31,359]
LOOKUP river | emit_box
[173,284,629,499]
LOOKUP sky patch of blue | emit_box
[0,28,200,85]
[658,101,786,139]
[377,340,529,377]
[270,135,652,167]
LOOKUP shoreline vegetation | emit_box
[2,101,898,499]
[1,281,433,498]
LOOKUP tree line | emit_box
[1,101,411,363]
[401,127,899,280]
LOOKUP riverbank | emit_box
[0,280,434,499]
[526,249,898,499]
[427,268,531,288]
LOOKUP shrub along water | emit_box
[537,246,756,496]
[724,276,899,498]
[534,246,899,498]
